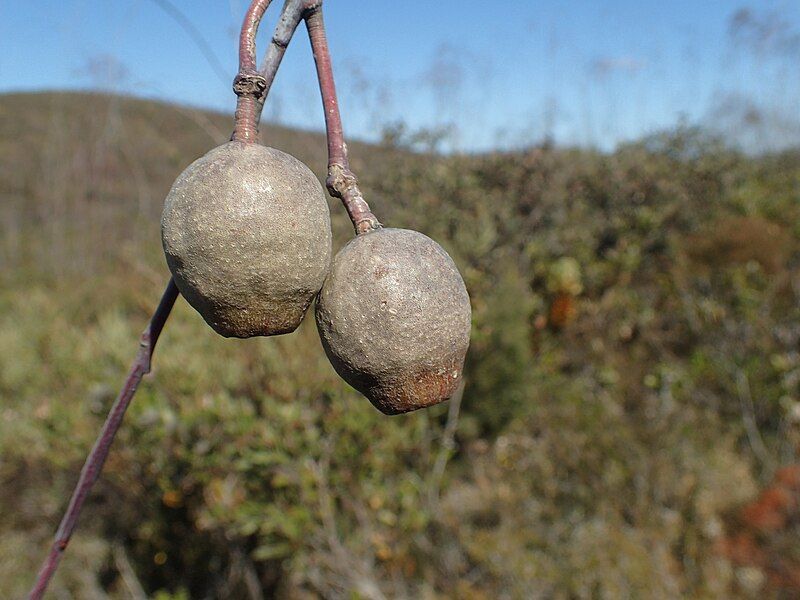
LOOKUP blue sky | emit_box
[2,1,799,151]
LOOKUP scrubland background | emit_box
[2,4,800,600]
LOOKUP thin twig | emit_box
[304,5,381,234]
[311,436,387,600]
[427,380,465,511]
[147,0,230,86]
[113,542,148,600]
[735,369,774,471]
[239,0,273,73]
[232,0,273,142]
[254,0,307,125]
[28,279,179,600]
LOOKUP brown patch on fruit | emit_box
[366,355,465,415]
[205,299,305,338]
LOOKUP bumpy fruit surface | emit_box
[162,141,332,337]
[316,228,471,414]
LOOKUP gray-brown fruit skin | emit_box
[162,141,332,338]
[315,228,471,415]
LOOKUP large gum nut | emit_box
[162,141,332,337]
[316,228,471,414]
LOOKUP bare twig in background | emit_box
[112,542,147,600]
[311,436,387,600]
[172,104,229,141]
[147,0,230,86]
[241,551,265,600]
[428,380,465,511]
[735,369,775,472]
[221,547,264,600]
[28,279,179,599]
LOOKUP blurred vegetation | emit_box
[1,92,800,598]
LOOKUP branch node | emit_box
[325,162,355,198]
[327,164,382,234]
[233,72,268,99]
[302,1,323,14]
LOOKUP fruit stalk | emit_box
[304,5,381,234]
[233,0,273,142]
[28,279,180,600]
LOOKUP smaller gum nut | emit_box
[161,141,332,338]
[315,228,472,414]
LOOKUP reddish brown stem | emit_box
[239,0,271,73]
[232,0,273,142]
[28,279,180,600]
[304,5,381,234]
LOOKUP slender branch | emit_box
[28,279,180,600]
[239,0,272,73]
[253,0,307,125]
[304,5,381,234]
[232,0,273,142]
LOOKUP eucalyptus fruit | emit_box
[162,141,332,338]
[31,3,477,596]
[302,5,472,414]
[316,227,471,414]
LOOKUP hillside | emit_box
[2,92,800,598]
[0,92,401,281]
